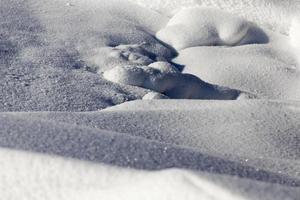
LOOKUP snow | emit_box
[1,0,300,199]
[290,17,300,64]
[156,7,251,50]
[0,0,174,111]
[128,0,300,33]
[142,92,169,100]
[290,18,300,48]
[148,61,180,74]
[0,148,280,200]
[103,64,244,99]
[1,100,300,199]
[175,40,300,99]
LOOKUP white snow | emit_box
[175,39,300,99]
[148,61,180,74]
[1,0,300,199]
[0,148,248,200]
[289,17,300,64]
[103,63,243,99]
[290,18,300,48]
[142,92,169,100]
[128,0,300,33]
[156,7,250,50]
[1,100,300,199]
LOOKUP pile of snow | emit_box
[90,43,165,73]
[142,92,169,100]
[290,18,300,47]
[175,41,300,99]
[103,61,245,100]
[156,7,251,50]
[289,18,300,64]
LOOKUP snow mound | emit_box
[103,63,245,100]
[289,18,300,64]
[156,7,252,50]
[290,18,300,46]
[89,43,168,73]
[111,43,155,66]
[143,92,169,100]
[148,61,180,73]
[175,42,300,99]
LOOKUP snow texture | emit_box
[175,40,300,99]
[0,100,299,199]
[129,0,300,34]
[0,0,175,111]
[3,148,297,200]
[103,64,244,100]
[1,0,300,199]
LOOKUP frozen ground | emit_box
[0,0,300,199]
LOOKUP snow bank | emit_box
[0,148,271,200]
[103,63,243,100]
[156,7,250,50]
[175,41,300,99]
[1,100,300,200]
[88,100,300,162]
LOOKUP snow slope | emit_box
[0,100,300,199]
[2,148,298,200]
[175,42,300,99]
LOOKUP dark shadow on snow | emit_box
[0,114,299,187]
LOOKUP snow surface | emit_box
[0,100,300,199]
[103,63,244,100]
[290,18,300,64]
[2,148,297,200]
[156,7,251,50]
[175,41,300,99]
[128,0,300,34]
[0,0,174,111]
[1,0,300,199]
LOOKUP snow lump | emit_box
[156,7,250,50]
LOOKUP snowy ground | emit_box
[0,0,300,199]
